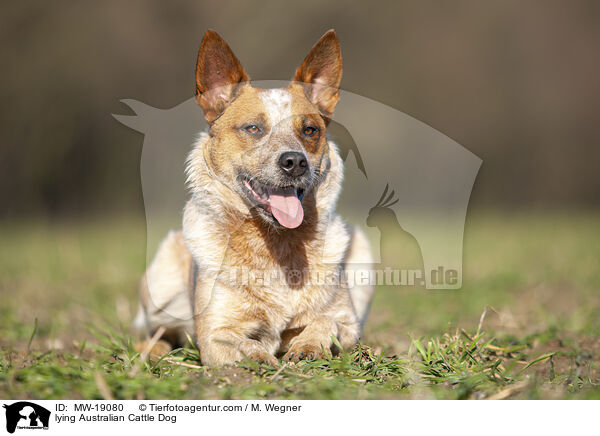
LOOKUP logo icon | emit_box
[2,402,50,434]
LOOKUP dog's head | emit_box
[193,30,342,229]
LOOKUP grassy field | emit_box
[1,211,599,399]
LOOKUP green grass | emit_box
[1,211,599,399]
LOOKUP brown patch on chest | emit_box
[224,193,320,289]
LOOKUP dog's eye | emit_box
[243,125,261,135]
[303,126,318,136]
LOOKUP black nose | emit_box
[278,151,308,177]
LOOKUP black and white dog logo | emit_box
[3,402,50,433]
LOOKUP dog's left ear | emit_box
[293,30,342,120]
[195,30,250,123]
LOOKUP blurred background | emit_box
[2,0,599,218]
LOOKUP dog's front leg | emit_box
[196,294,279,367]
[282,317,339,362]
[198,325,279,367]
[203,332,278,367]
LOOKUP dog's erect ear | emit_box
[293,30,342,120]
[195,30,249,123]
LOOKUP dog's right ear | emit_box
[195,30,249,123]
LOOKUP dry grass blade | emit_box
[270,362,288,381]
[476,306,488,336]
[129,326,166,377]
[94,371,115,400]
[486,381,528,400]
[164,358,203,370]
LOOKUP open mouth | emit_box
[242,177,306,229]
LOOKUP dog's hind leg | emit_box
[132,230,195,352]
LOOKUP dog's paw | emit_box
[238,339,279,367]
[282,342,330,363]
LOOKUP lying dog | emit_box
[133,29,374,366]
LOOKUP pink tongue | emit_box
[268,187,304,229]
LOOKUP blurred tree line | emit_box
[1,0,599,218]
